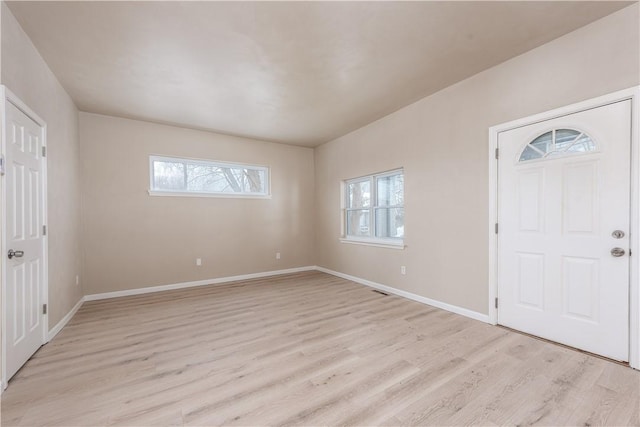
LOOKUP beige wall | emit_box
[79,113,315,295]
[1,2,83,328]
[315,4,640,315]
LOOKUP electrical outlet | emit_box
[196,258,202,266]
[276,252,281,260]
[75,275,79,285]
[400,266,406,275]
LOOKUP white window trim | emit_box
[339,237,405,249]
[341,168,404,248]
[148,155,270,198]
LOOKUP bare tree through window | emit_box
[151,156,268,196]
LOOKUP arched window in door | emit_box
[519,129,596,162]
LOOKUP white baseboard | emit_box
[84,266,316,301]
[48,296,85,341]
[314,266,490,323]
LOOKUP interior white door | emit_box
[497,100,631,361]
[4,100,46,381]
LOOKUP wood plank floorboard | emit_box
[1,271,638,426]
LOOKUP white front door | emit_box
[3,100,46,381]
[497,100,631,361]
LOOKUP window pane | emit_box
[375,207,404,238]
[520,129,597,162]
[243,169,265,193]
[554,129,581,151]
[377,174,404,206]
[153,160,185,190]
[565,134,595,153]
[151,156,268,196]
[530,131,553,154]
[187,164,225,192]
[519,145,543,161]
[346,209,370,237]
[343,169,403,243]
[187,164,245,193]
[348,180,370,208]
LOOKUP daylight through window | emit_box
[344,169,404,245]
[150,156,269,197]
[519,129,596,162]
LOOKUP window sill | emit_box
[339,237,405,250]
[148,190,272,199]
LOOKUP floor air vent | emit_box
[372,290,389,296]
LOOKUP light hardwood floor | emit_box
[1,271,639,426]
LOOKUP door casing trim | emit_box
[0,86,49,391]
[488,86,640,370]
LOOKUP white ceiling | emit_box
[7,1,632,147]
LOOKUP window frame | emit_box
[341,168,404,248]
[148,155,271,198]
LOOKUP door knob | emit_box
[611,247,626,257]
[8,249,24,259]
[612,230,625,239]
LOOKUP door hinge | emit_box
[495,223,499,234]
[495,298,498,309]
[495,148,499,160]
[0,155,5,176]
[43,225,47,236]
[42,146,46,157]
[43,304,47,315]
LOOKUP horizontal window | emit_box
[343,169,404,246]
[149,156,269,197]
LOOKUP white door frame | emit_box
[0,86,49,391]
[488,86,640,370]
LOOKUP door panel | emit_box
[12,263,26,344]
[516,252,544,309]
[4,101,45,381]
[517,169,544,232]
[12,162,24,240]
[563,161,598,234]
[498,100,631,361]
